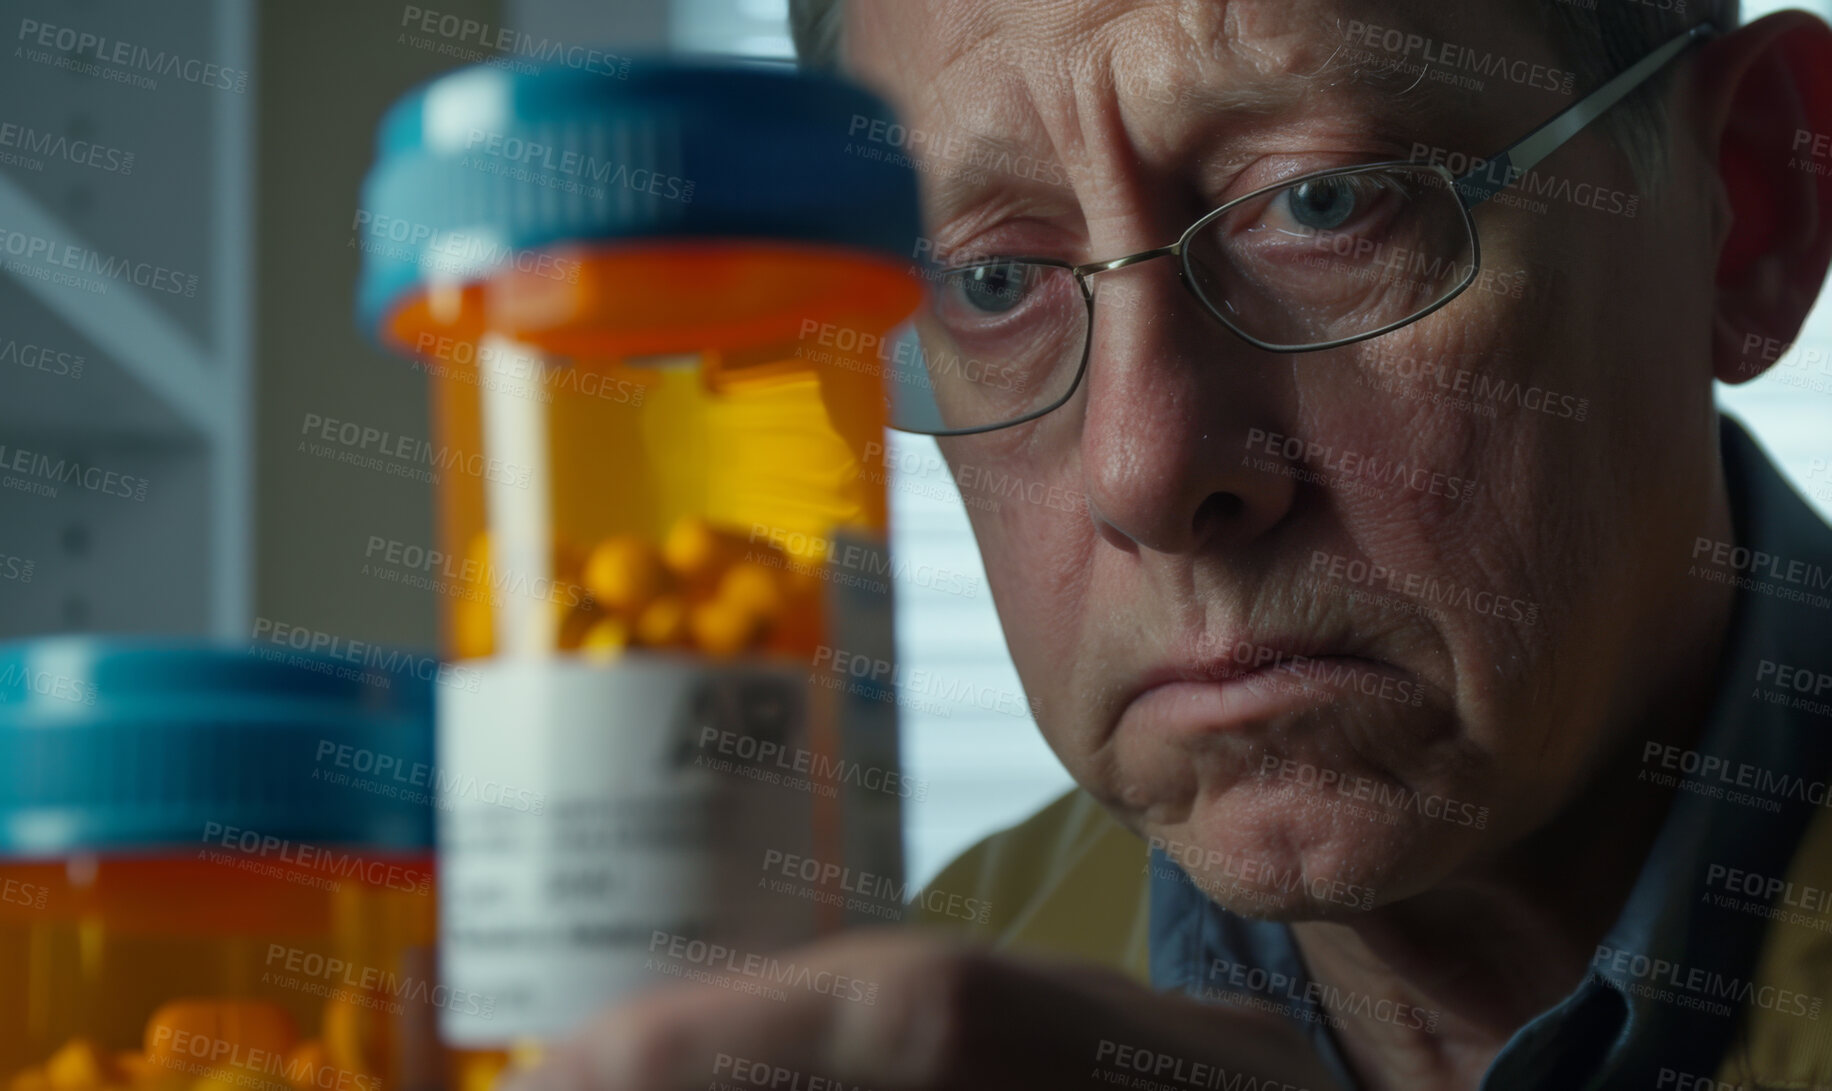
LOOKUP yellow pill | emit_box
[583,535,670,614]
[144,1001,297,1067]
[580,616,633,660]
[718,562,784,623]
[662,517,742,585]
[690,600,762,657]
[45,1040,107,1091]
[635,595,689,647]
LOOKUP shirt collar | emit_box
[1149,414,1832,1091]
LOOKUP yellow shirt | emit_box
[914,787,1832,1089]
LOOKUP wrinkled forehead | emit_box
[848,0,1554,112]
[854,0,1343,89]
[846,0,1565,228]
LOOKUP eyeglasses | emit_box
[887,21,1717,436]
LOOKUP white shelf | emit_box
[0,173,220,440]
[0,0,252,640]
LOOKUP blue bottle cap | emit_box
[0,637,438,856]
[356,57,925,338]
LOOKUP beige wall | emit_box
[252,0,502,649]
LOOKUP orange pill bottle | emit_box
[357,61,925,1059]
[0,638,445,1091]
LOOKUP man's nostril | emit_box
[1193,492,1243,539]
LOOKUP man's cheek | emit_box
[973,504,1087,652]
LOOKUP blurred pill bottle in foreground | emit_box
[356,61,926,1070]
[0,638,442,1091]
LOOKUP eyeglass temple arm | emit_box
[1454,21,1718,209]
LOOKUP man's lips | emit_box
[1119,649,1405,739]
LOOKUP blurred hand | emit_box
[500,930,1344,1091]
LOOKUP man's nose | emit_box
[1077,262,1296,555]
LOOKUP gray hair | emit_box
[787,0,1738,186]
[1542,1,1738,183]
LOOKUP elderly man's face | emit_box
[848,0,1725,917]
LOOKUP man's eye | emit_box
[955,262,1032,314]
[1285,177,1363,231]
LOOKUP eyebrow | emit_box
[920,127,1076,230]
[920,49,1460,242]
[1246,38,1457,131]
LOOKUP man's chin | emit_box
[1146,847,1385,922]
[1141,854,1371,922]
[1142,794,1472,922]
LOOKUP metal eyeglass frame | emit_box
[914,20,1718,437]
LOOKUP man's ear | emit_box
[1699,11,1832,385]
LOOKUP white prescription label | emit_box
[437,656,825,1043]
